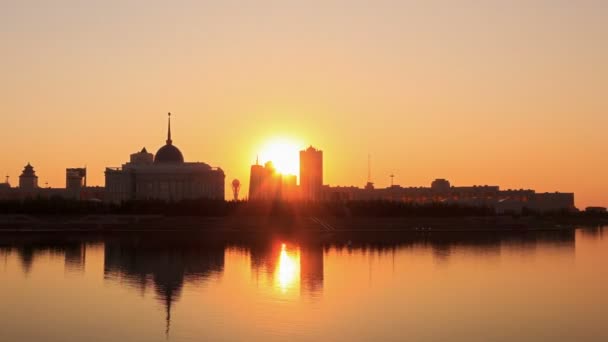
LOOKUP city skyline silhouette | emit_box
[0,112,586,213]
[2,2,607,208]
[2,2,608,342]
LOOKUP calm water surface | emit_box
[1,228,607,341]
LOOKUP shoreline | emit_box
[0,215,605,234]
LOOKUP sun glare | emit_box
[258,138,301,176]
[276,243,300,292]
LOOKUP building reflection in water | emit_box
[0,240,88,274]
[0,228,586,337]
[101,238,327,336]
[103,239,225,336]
[579,226,605,239]
[426,230,577,263]
[299,244,324,296]
[64,244,86,272]
[322,230,576,265]
[247,241,324,298]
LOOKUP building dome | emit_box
[154,112,185,164]
[155,144,184,164]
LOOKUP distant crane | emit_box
[231,179,241,201]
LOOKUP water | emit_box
[1,228,607,341]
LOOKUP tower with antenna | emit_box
[390,174,395,187]
[364,154,374,190]
[249,156,265,200]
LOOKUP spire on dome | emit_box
[167,112,172,145]
[155,113,184,163]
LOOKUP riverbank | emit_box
[0,214,605,233]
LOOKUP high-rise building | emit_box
[248,160,282,200]
[300,146,323,201]
[249,157,265,200]
[281,174,298,201]
[248,158,299,201]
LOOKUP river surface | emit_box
[0,227,607,342]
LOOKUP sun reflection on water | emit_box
[276,243,300,293]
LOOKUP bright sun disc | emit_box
[259,138,301,175]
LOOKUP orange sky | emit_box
[1,1,607,207]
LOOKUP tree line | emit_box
[0,197,598,218]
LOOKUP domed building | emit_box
[104,113,225,203]
[154,116,184,164]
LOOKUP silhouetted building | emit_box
[585,206,607,214]
[19,163,38,192]
[79,186,106,201]
[281,174,299,201]
[248,159,298,201]
[66,168,86,199]
[300,146,323,201]
[1,175,10,188]
[105,113,225,203]
[325,178,575,213]
[533,193,576,213]
[248,160,282,200]
[0,163,104,201]
[431,178,451,192]
[130,147,154,164]
[249,158,267,200]
[0,177,11,199]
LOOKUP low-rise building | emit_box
[585,206,607,214]
[324,179,575,213]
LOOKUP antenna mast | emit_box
[367,154,371,183]
[364,154,375,190]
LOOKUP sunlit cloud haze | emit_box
[1,0,606,207]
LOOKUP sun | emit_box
[258,138,302,176]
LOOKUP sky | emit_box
[0,0,607,207]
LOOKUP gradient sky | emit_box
[1,0,606,207]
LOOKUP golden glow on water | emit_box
[275,243,300,293]
[1,229,607,341]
